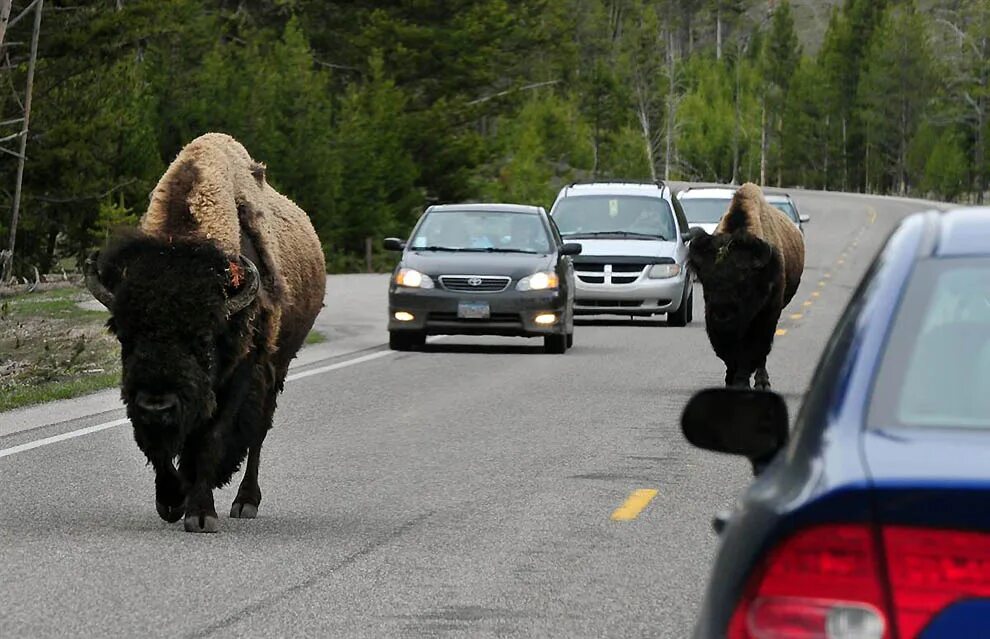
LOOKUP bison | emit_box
[86,133,326,533]
[687,183,805,390]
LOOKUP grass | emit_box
[0,286,121,412]
[304,329,327,345]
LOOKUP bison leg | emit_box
[179,438,222,534]
[153,459,185,523]
[231,390,276,519]
[230,445,263,519]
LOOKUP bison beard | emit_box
[87,236,285,532]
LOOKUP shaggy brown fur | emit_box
[716,183,805,308]
[689,183,805,389]
[141,133,326,358]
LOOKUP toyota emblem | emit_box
[468,277,483,287]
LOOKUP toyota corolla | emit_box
[384,203,581,354]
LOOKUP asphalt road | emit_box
[0,190,948,638]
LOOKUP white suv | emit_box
[677,186,809,235]
[548,181,698,326]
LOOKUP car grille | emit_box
[578,275,605,284]
[429,312,520,323]
[439,275,511,292]
[611,276,639,284]
[577,299,645,308]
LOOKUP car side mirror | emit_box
[799,215,810,224]
[681,388,789,475]
[383,237,406,251]
[681,227,706,243]
[560,243,582,256]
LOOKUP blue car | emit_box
[681,208,990,639]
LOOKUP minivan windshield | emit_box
[870,258,990,429]
[678,198,730,224]
[552,195,675,240]
[409,210,551,253]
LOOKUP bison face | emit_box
[688,232,782,338]
[85,235,258,456]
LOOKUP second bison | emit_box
[688,183,805,390]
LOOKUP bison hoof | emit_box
[183,513,220,533]
[156,501,184,523]
[229,502,259,519]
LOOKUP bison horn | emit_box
[84,252,115,310]
[225,256,259,316]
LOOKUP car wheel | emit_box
[566,332,574,349]
[389,331,425,351]
[544,333,567,354]
[668,284,692,327]
[686,286,694,323]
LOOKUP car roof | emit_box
[676,187,737,200]
[932,207,990,258]
[428,203,544,215]
[558,182,667,198]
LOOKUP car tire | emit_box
[566,332,574,349]
[389,331,425,351]
[544,333,567,354]
[668,284,692,327]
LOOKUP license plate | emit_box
[457,302,490,319]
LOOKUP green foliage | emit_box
[0,0,984,280]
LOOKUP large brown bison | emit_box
[86,133,326,533]
[687,183,804,390]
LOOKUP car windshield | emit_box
[409,210,551,253]
[871,258,990,429]
[768,199,798,222]
[677,198,730,224]
[552,195,675,240]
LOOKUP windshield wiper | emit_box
[474,247,542,254]
[562,231,668,240]
[414,246,470,252]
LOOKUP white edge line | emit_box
[0,418,130,459]
[1,345,410,459]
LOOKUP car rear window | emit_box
[769,200,798,222]
[870,258,990,429]
[552,195,675,240]
[676,198,729,224]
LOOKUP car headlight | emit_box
[394,268,434,289]
[516,271,559,291]
[648,264,681,279]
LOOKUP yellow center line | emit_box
[837,259,845,265]
[803,300,813,307]
[818,281,826,287]
[611,489,659,521]
[824,273,832,279]
[790,313,803,320]
[775,328,787,336]
[811,291,820,298]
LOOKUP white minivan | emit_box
[548,181,699,326]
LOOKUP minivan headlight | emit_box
[395,268,434,289]
[517,271,559,291]
[648,264,681,279]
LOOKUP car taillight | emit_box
[884,526,990,638]
[728,524,890,639]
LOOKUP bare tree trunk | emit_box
[638,98,657,182]
[759,98,767,186]
[823,114,830,190]
[841,117,848,192]
[732,54,741,184]
[776,114,783,187]
[0,0,13,52]
[716,7,722,60]
[2,0,43,284]
[664,28,676,181]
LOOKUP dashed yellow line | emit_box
[811,291,821,298]
[837,259,845,265]
[818,280,826,287]
[611,489,659,521]
[775,329,788,337]
[824,273,832,279]
[790,313,803,320]
[803,300,813,307]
